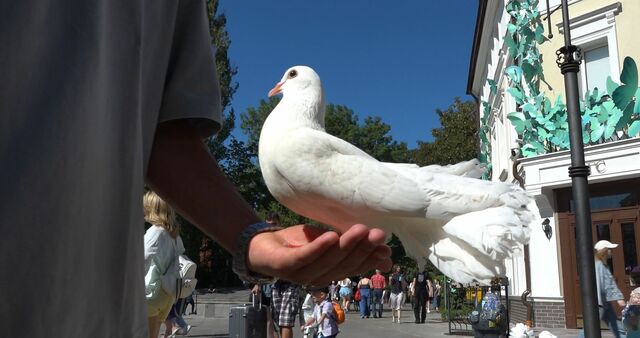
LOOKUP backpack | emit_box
[331,301,345,324]
[176,255,198,298]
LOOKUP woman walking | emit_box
[143,191,184,338]
[338,277,352,312]
[358,276,372,318]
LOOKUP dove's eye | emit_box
[288,70,298,79]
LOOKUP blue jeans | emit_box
[579,303,625,338]
[372,289,384,317]
[167,298,188,329]
[359,288,371,317]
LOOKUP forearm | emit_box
[146,121,260,253]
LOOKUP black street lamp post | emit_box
[556,1,600,338]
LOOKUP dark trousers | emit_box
[413,292,427,323]
[372,289,384,317]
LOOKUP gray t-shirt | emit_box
[0,1,221,337]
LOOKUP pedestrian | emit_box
[426,278,434,314]
[329,281,338,302]
[2,1,394,336]
[301,291,318,338]
[352,277,361,312]
[579,240,627,338]
[370,269,386,318]
[411,268,428,324]
[184,290,197,315]
[357,276,372,318]
[407,280,415,307]
[252,283,277,338]
[339,277,353,312]
[301,286,340,338]
[164,298,192,337]
[433,280,442,312]
[389,264,406,323]
[165,254,197,336]
[143,191,184,338]
[272,280,301,338]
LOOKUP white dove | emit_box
[259,65,537,285]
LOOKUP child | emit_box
[301,286,339,338]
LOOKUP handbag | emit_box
[176,255,198,298]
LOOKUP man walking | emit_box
[370,269,386,318]
[411,269,428,323]
[272,280,300,338]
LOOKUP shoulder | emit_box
[145,225,169,245]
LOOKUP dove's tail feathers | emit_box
[392,221,507,285]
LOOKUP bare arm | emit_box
[146,121,259,252]
[146,121,392,285]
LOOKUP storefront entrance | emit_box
[557,178,640,328]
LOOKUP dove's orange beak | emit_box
[268,82,284,97]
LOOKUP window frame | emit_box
[556,2,622,94]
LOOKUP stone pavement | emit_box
[159,288,611,338]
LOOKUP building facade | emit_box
[467,0,640,329]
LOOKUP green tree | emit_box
[414,98,479,166]
[325,105,412,163]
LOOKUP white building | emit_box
[467,0,640,328]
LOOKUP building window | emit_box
[556,2,621,95]
[582,45,611,95]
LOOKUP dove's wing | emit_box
[384,160,486,178]
[269,128,430,218]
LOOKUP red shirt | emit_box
[371,273,386,289]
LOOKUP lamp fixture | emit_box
[542,218,552,240]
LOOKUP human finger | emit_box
[246,227,337,280]
[286,224,373,282]
[294,226,390,284]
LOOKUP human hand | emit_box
[247,224,392,286]
[251,284,260,295]
[618,300,627,308]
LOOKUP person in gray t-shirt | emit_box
[0,1,392,337]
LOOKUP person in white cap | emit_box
[584,240,627,338]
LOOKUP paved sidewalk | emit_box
[160,306,606,338]
[158,288,612,338]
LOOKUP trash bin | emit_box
[468,291,508,338]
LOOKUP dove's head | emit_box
[268,65,322,98]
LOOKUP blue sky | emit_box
[220,0,478,148]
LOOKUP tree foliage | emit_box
[413,98,479,166]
